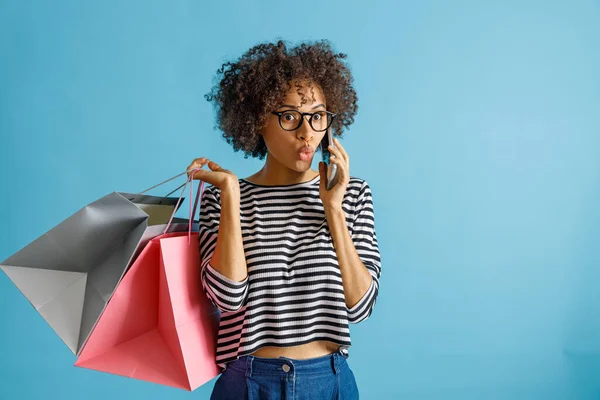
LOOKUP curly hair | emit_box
[204,39,359,160]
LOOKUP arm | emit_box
[199,183,249,312]
[325,181,381,323]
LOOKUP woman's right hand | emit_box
[186,158,239,192]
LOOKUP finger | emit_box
[188,168,219,185]
[207,160,224,171]
[188,157,208,169]
[330,157,349,184]
[330,142,348,166]
[188,168,206,180]
[331,149,350,170]
[333,138,349,163]
[328,145,344,164]
[187,158,209,177]
[186,167,200,180]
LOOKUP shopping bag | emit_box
[75,173,221,391]
[0,172,198,355]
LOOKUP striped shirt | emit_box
[198,175,381,368]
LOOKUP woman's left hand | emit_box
[319,138,350,211]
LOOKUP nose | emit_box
[296,115,315,142]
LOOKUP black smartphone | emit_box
[319,127,338,190]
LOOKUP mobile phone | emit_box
[319,127,338,190]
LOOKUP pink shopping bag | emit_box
[75,171,221,390]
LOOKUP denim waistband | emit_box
[225,350,348,377]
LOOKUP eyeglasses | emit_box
[271,110,336,132]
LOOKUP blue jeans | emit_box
[210,350,360,399]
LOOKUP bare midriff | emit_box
[249,340,340,359]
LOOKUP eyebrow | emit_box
[279,103,326,110]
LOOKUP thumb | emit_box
[318,162,326,190]
[207,161,223,171]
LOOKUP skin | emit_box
[245,79,326,187]
[186,80,372,360]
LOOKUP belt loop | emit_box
[246,356,253,377]
[332,353,341,375]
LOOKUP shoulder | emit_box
[203,177,248,196]
[346,176,372,199]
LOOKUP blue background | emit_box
[1,1,599,399]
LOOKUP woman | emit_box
[187,39,381,400]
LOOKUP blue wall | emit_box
[1,1,599,398]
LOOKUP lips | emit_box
[298,146,314,161]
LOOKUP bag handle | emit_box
[162,169,205,245]
[136,171,190,195]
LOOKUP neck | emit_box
[252,153,319,186]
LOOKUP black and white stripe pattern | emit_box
[198,175,381,368]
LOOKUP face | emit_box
[259,80,328,172]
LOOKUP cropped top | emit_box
[198,175,381,368]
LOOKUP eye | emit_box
[313,113,322,121]
[282,112,297,121]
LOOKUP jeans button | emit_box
[282,364,290,372]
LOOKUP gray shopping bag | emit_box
[0,173,198,355]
